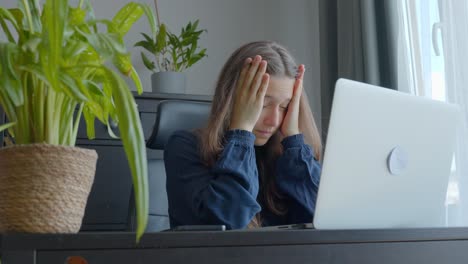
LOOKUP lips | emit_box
[256,130,273,138]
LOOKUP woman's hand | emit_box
[280,64,305,137]
[229,55,270,132]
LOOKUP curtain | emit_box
[319,0,398,139]
[336,0,397,89]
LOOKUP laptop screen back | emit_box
[313,79,460,229]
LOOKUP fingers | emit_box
[250,60,267,94]
[257,73,270,99]
[295,64,305,81]
[293,64,305,100]
[237,57,253,91]
[241,55,263,93]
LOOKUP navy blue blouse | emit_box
[164,129,321,229]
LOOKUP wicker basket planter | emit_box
[0,144,98,233]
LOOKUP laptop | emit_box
[313,78,461,229]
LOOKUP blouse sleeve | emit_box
[275,134,321,224]
[164,130,261,229]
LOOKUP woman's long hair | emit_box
[197,41,322,227]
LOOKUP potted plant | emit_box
[0,0,157,241]
[135,0,207,94]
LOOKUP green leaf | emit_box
[192,20,199,31]
[140,52,155,71]
[70,103,84,145]
[134,39,156,54]
[113,53,133,76]
[77,28,127,59]
[106,118,119,139]
[187,48,206,67]
[138,3,157,39]
[186,21,192,32]
[18,0,42,33]
[104,68,148,242]
[59,70,88,102]
[155,23,167,53]
[140,32,154,43]
[41,0,68,92]
[62,39,88,60]
[8,8,23,25]
[18,64,51,86]
[83,80,104,97]
[83,105,96,140]
[0,43,23,107]
[21,36,42,52]
[0,8,19,42]
[112,2,144,36]
[0,122,16,133]
[129,66,143,94]
[68,7,86,26]
[167,33,179,47]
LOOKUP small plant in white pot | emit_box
[0,0,157,241]
[134,0,207,94]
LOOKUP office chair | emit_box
[144,99,211,232]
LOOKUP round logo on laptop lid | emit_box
[387,146,408,175]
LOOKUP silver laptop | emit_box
[313,78,460,229]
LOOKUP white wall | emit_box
[1,0,321,130]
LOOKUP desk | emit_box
[2,228,468,263]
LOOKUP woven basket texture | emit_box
[0,144,98,233]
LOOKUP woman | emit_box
[164,41,322,229]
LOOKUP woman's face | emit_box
[252,76,294,146]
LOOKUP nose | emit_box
[263,107,281,127]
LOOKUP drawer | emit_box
[80,145,132,230]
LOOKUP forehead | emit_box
[265,77,295,102]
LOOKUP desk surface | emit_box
[2,228,468,264]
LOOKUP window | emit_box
[399,0,468,226]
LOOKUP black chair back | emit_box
[144,100,211,231]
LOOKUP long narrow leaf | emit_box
[76,28,127,59]
[59,71,88,101]
[0,8,19,42]
[112,2,143,36]
[0,43,23,106]
[41,0,68,92]
[129,66,143,94]
[70,103,84,146]
[18,0,41,33]
[82,105,96,140]
[155,23,166,53]
[140,52,155,71]
[0,122,16,133]
[138,3,157,39]
[105,68,148,242]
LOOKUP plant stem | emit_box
[45,86,56,144]
[36,79,45,143]
[71,103,84,146]
[22,72,31,142]
[153,0,161,27]
[53,93,65,144]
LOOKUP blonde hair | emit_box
[197,41,322,227]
